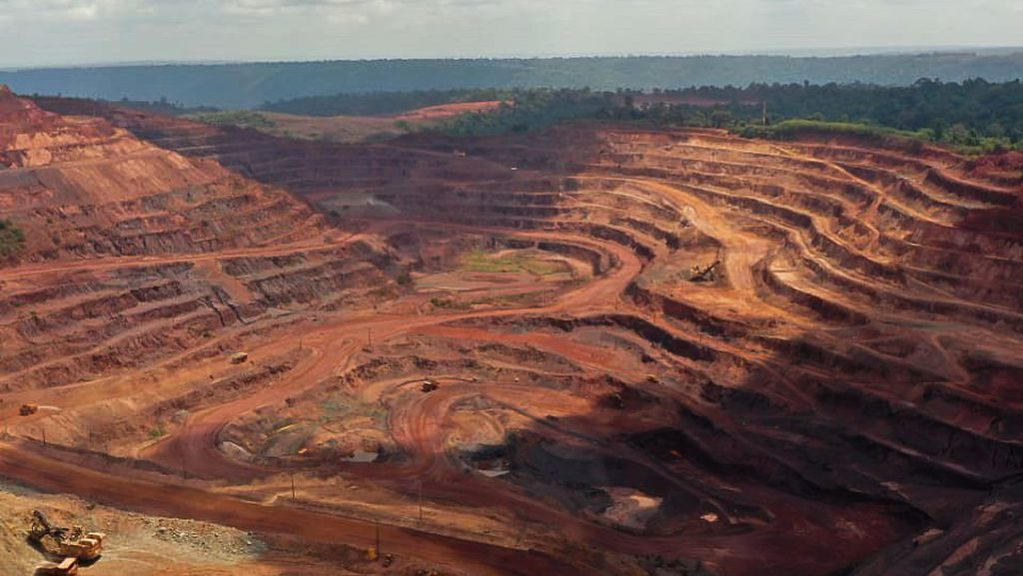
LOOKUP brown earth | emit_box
[175,100,506,145]
[0,89,1021,576]
[241,111,408,143]
[392,101,505,121]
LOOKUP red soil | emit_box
[2,91,1022,576]
[393,100,505,121]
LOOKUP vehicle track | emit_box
[5,104,1023,575]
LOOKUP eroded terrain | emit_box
[1,88,1022,575]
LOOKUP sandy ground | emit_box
[0,480,283,576]
[187,100,505,144]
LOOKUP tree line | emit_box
[7,53,1021,108]
[426,80,1023,152]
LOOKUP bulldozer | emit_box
[28,510,105,563]
[20,403,39,416]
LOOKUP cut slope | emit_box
[0,87,328,264]
[8,95,1023,576]
[0,88,395,392]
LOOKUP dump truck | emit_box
[34,557,78,576]
[230,352,249,365]
[421,380,439,393]
[28,511,105,562]
[20,403,39,416]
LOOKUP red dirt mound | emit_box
[394,100,505,121]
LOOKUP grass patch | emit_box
[737,120,930,150]
[466,290,552,309]
[320,396,388,428]
[189,110,277,130]
[460,250,568,277]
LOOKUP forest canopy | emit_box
[416,79,1023,152]
[4,53,1023,108]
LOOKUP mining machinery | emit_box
[28,510,105,562]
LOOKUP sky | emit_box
[1,0,1022,68]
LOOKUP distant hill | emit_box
[3,53,1023,109]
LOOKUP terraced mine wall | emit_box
[7,95,1023,575]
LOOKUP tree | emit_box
[710,110,733,128]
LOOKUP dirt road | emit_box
[0,440,580,575]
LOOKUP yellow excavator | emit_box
[29,510,105,574]
[688,260,721,283]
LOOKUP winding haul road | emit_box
[1,192,898,574]
[5,118,1022,576]
[0,226,649,574]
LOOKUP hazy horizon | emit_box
[4,45,1023,72]
[2,0,1023,69]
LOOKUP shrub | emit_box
[0,219,25,259]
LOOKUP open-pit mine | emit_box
[1,85,1022,575]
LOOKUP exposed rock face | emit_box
[0,87,326,262]
[0,84,69,157]
[0,89,394,391]
[14,95,1023,575]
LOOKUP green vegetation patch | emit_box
[437,89,612,136]
[133,78,1023,153]
[0,219,26,259]
[460,250,569,276]
[320,396,388,429]
[416,80,1022,153]
[464,290,554,309]
[189,110,277,130]
[737,120,929,149]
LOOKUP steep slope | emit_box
[0,85,326,263]
[0,86,396,392]
[6,95,1023,575]
[96,107,1023,574]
